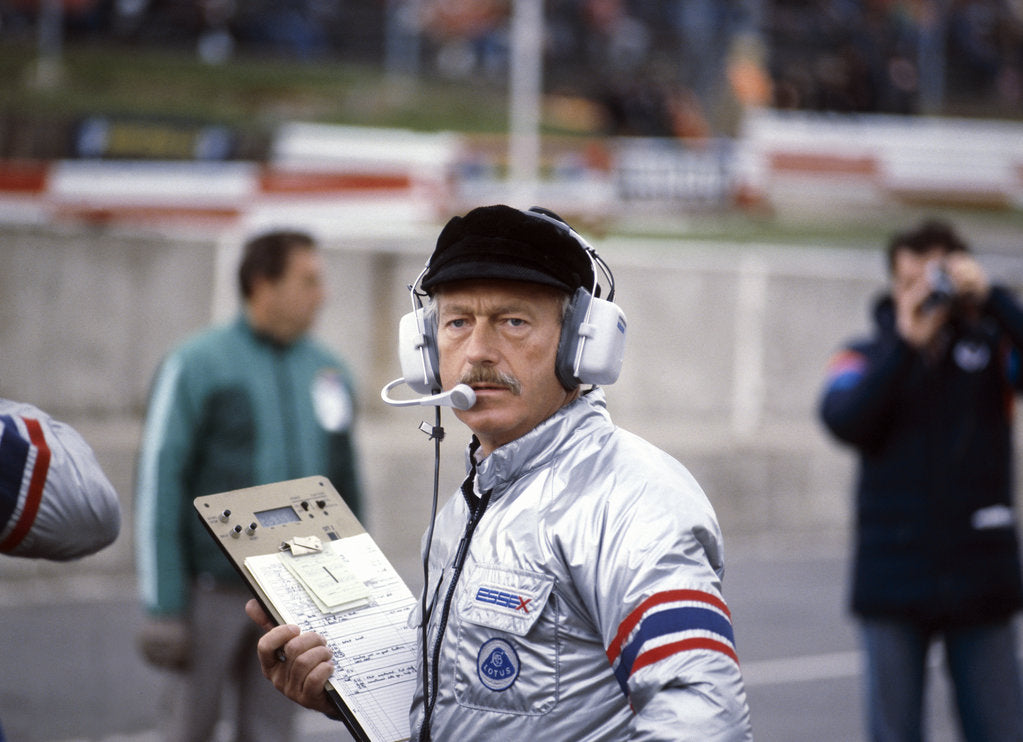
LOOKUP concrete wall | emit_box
[4,223,1023,587]
[1,225,217,413]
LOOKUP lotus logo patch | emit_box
[476,638,520,692]
[953,339,990,373]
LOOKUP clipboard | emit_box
[194,476,417,742]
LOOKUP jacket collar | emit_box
[236,312,302,350]
[469,387,610,498]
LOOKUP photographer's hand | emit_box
[945,253,990,304]
[894,263,949,349]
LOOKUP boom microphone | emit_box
[380,379,477,410]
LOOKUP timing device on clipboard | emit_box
[194,476,417,742]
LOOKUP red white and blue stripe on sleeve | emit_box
[0,414,52,553]
[824,349,868,392]
[606,589,739,697]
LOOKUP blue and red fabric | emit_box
[824,349,867,391]
[0,415,51,553]
[606,589,738,698]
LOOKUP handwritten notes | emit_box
[245,533,418,742]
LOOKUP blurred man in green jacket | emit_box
[134,230,363,742]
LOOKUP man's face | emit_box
[257,247,325,343]
[435,279,575,456]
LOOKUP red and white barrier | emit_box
[0,124,462,236]
[3,113,1022,233]
[737,108,1023,212]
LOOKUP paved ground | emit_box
[3,530,1006,742]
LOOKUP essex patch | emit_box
[459,565,554,636]
[475,585,534,614]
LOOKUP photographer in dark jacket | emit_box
[820,220,1023,742]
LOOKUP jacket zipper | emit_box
[420,478,492,740]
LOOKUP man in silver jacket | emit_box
[248,205,753,741]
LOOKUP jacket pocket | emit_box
[452,564,559,715]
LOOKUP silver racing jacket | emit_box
[0,398,120,560]
[410,389,752,741]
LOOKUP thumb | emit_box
[245,598,277,632]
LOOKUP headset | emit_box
[380,207,627,408]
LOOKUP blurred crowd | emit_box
[1,0,1022,133]
[766,0,1023,116]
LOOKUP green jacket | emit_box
[135,315,363,616]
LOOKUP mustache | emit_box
[459,365,522,396]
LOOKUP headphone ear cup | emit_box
[556,288,627,390]
[576,297,627,385]
[398,308,442,394]
[556,288,590,390]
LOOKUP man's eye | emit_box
[506,318,526,327]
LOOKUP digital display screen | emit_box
[254,505,301,528]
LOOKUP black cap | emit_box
[420,205,594,295]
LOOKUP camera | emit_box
[923,262,956,310]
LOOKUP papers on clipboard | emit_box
[274,537,371,613]
[244,533,417,742]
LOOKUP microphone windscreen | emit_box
[448,384,476,410]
